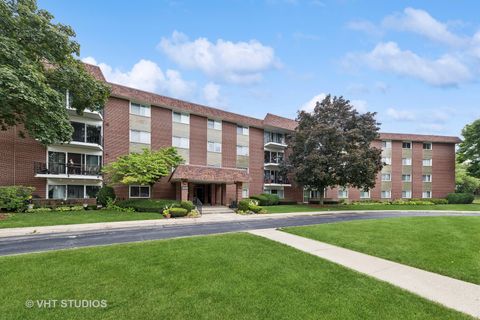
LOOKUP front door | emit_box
[193,184,211,204]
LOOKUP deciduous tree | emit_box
[457,119,480,178]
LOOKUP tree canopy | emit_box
[455,159,480,194]
[102,148,183,186]
[283,95,382,202]
[0,0,110,145]
[457,119,480,178]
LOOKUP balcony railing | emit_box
[264,176,290,185]
[264,136,286,145]
[34,162,101,177]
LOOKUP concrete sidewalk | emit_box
[0,210,479,238]
[249,228,480,319]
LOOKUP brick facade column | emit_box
[180,180,189,201]
[222,184,227,206]
[235,182,243,203]
[210,184,216,205]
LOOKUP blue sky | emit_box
[40,0,480,136]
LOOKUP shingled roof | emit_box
[83,63,106,82]
[378,132,461,144]
[263,113,297,131]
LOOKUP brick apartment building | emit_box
[0,64,461,204]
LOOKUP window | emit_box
[71,121,86,142]
[422,174,432,182]
[130,102,150,117]
[382,140,392,149]
[173,112,190,124]
[360,190,370,199]
[86,186,100,198]
[402,141,412,149]
[86,124,101,144]
[402,190,412,199]
[382,157,392,165]
[422,191,432,198]
[71,121,101,145]
[265,151,284,164]
[208,119,222,130]
[264,131,285,144]
[338,188,348,199]
[265,188,285,199]
[130,130,150,144]
[309,189,325,199]
[402,174,411,182]
[237,126,249,136]
[48,185,66,199]
[381,173,391,181]
[242,187,249,198]
[207,141,222,153]
[422,158,432,166]
[402,158,412,165]
[172,136,189,149]
[67,185,84,199]
[423,142,432,150]
[381,190,391,199]
[237,145,249,156]
[129,185,150,198]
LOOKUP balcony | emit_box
[264,132,287,149]
[67,107,103,121]
[66,121,103,150]
[264,175,290,186]
[264,151,284,168]
[34,162,102,180]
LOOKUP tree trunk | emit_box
[319,192,324,205]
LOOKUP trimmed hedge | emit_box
[238,199,251,211]
[116,199,179,212]
[97,186,116,206]
[250,193,280,206]
[169,207,188,217]
[447,193,474,204]
[179,200,195,212]
[0,186,35,212]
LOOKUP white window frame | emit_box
[381,173,391,181]
[402,190,412,199]
[381,190,391,199]
[207,119,222,130]
[237,125,249,136]
[402,141,412,149]
[422,158,433,166]
[402,157,412,165]
[338,187,348,199]
[172,136,190,149]
[207,141,222,153]
[422,191,432,199]
[173,111,190,124]
[359,190,371,199]
[242,187,249,198]
[237,145,249,156]
[382,157,392,165]
[382,140,392,149]
[129,129,151,144]
[402,174,412,182]
[422,174,432,182]
[423,142,432,150]
[129,102,151,117]
[129,185,151,199]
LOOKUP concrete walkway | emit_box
[249,229,480,319]
[1,210,479,238]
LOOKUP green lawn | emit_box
[0,233,471,319]
[284,216,480,284]
[264,203,480,213]
[0,210,163,229]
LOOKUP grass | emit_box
[264,203,480,213]
[284,216,480,284]
[0,210,163,229]
[0,233,471,319]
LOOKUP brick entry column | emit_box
[235,182,243,203]
[210,184,216,205]
[180,180,188,201]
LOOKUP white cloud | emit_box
[382,8,466,47]
[300,93,327,112]
[203,82,221,106]
[158,31,280,85]
[350,100,368,113]
[386,107,415,121]
[347,20,383,37]
[82,57,195,99]
[352,42,472,86]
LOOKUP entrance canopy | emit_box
[170,164,250,184]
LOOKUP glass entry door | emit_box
[48,152,66,174]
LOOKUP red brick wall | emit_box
[189,115,207,166]
[391,140,403,199]
[222,121,236,168]
[432,143,456,198]
[104,97,130,199]
[412,142,423,198]
[0,126,46,198]
[284,185,303,202]
[249,127,264,196]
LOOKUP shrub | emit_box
[250,193,280,206]
[84,205,98,210]
[169,207,188,218]
[278,200,297,205]
[179,200,195,212]
[0,186,35,212]
[447,193,474,204]
[428,198,449,205]
[238,199,251,211]
[248,204,263,213]
[26,207,52,213]
[97,186,116,206]
[116,199,179,212]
